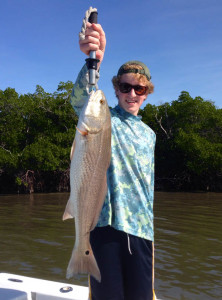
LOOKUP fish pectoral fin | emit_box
[70,126,88,161]
[76,126,88,136]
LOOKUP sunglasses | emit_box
[118,82,148,96]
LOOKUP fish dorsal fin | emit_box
[70,138,76,161]
[63,197,75,220]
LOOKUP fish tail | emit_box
[66,245,101,282]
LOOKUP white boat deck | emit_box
[0,273,161,300]
[0,273,89,300]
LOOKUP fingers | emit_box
[79,23,106,57]
[93,24,106,52]
[79,41,99,56]
[85,22,101,39]
[79,37,100,57]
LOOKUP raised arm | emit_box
[70,18,106,115]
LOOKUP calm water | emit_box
[0,192,221,299]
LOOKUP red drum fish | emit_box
[63,89,111,282]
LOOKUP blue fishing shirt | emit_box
[70,65,156,241]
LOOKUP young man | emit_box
[71,22,156,300]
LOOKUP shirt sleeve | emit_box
[70,64,100,116]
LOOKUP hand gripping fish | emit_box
[63,89,111,282]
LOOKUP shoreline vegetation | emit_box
[0,82,221,194]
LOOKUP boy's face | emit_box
[116,73,147,116]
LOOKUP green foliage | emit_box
[1,85,221,192]
[0,82,77,192]
[141,91,222,191]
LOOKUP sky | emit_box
[1,0,222,109]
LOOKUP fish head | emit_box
[81,90,109,134]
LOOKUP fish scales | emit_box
[63,89,111,282]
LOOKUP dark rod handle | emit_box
[87,11,99,85]
[88,11,98,24]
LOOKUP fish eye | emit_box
[100,99,105,104]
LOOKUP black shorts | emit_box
[89,226,155,300]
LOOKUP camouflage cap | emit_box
[117,60,151,81]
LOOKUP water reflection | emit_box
[154,192,222,299]
[0,192,221,299]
